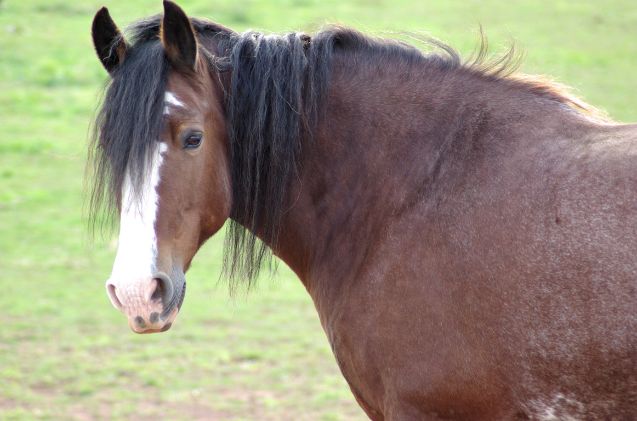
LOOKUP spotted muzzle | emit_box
[105,271,186,333]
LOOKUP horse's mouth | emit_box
[129,282,186,334]
[137,322,173,334]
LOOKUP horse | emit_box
[89,1,637,419]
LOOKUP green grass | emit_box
[0,0,635,419]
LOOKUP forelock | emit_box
[89,31,168,229]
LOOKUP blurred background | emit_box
[0,0,635,420]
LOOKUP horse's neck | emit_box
[267,54,582,298]
[269,59,470,292]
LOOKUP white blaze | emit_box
[107,142,168,292]
[163,91,184,115]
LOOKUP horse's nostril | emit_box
[106,282,123,310]
[150,279,163,302]
[150,273,174,304]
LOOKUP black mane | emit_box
[90,15,594,287]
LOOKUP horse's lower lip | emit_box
[135,322,172,334]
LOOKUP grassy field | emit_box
[0,0,635,420]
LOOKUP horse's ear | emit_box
[161,1,198,71]
[91,7,127,74]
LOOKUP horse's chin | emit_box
[132,322,174,334]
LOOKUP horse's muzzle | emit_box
[105,272,185,334]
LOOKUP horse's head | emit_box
[91,1,231,333]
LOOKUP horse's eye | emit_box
[183,132,203,149]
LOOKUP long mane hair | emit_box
[90,16,599,287]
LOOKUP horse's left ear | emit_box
[92,7,128,74]
[161,0,198,71]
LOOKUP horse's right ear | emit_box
[91,7,127,74]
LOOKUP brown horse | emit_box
[89,1,637,419]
